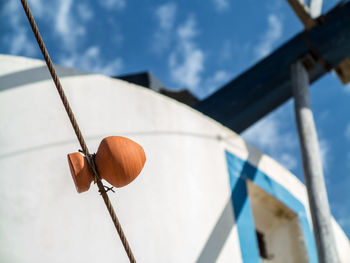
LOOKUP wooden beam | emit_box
[287,0,316,29]
[291,61,340,263]
[195,2,350,133]
[335,57,350,84]
[310,0,323,18]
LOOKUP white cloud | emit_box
[56,0,72,36]
[177,17,197,39]
[34,1,122,76]
[5,0,88,53]
[345,83,350,93]
[211,70,230,84]
[203,70,230,96]
[28,0,44,18]
[153,7,205,90]
[2,1,38,57]
[61,46,123,76]
[254,14,282,59]
[242,113,298,170]
[243,115,291,152]
[280,153,298,170]
[220,40,232,62]
[212,0,230,11]
[345,124,350,140]
[243,109,330,172]
[333,205,350,236]
[100,0,126,10]
[319,138,329,171]
[156,3,177,30]
[77,3,94,21]
[338,217,350,232]
[168,16,204,91]
[242,108,330,173]
[2,1,122,77]
[55,0,86,47]
[153,3,177,53]
[10,32,37,56]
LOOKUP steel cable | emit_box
[20,0,136,262]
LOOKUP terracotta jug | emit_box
[67,152,94,193]
[67,136,146,193]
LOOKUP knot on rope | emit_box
[84,152,100,183]
[100,185,115,194]
[78,150,116,194]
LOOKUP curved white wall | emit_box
[0,55,349,262]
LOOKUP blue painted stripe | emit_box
[225,150,318,263]
[230,175,261,262]
[298,212,319,263]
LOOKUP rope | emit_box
[20,1,136,262]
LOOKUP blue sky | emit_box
[1,0,349,237]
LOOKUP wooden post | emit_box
[310,0,323,18]
[291,61,339,263]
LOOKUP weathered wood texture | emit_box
[287,0,316,28]
[335,57,350,84]
[291,61,339,263]
[309,0,323,18]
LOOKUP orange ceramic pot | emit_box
[67,136,146,193]
[67,152,94,193]
[95,136,146,188]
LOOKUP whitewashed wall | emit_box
[0,55,349,262]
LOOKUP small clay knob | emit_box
[95,136,146,188]
[67,152,94,193]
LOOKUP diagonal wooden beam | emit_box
[287,0,316,29]
[310,0,323,18]
[195,2,350,133]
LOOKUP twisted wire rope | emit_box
[20,1,136,262]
